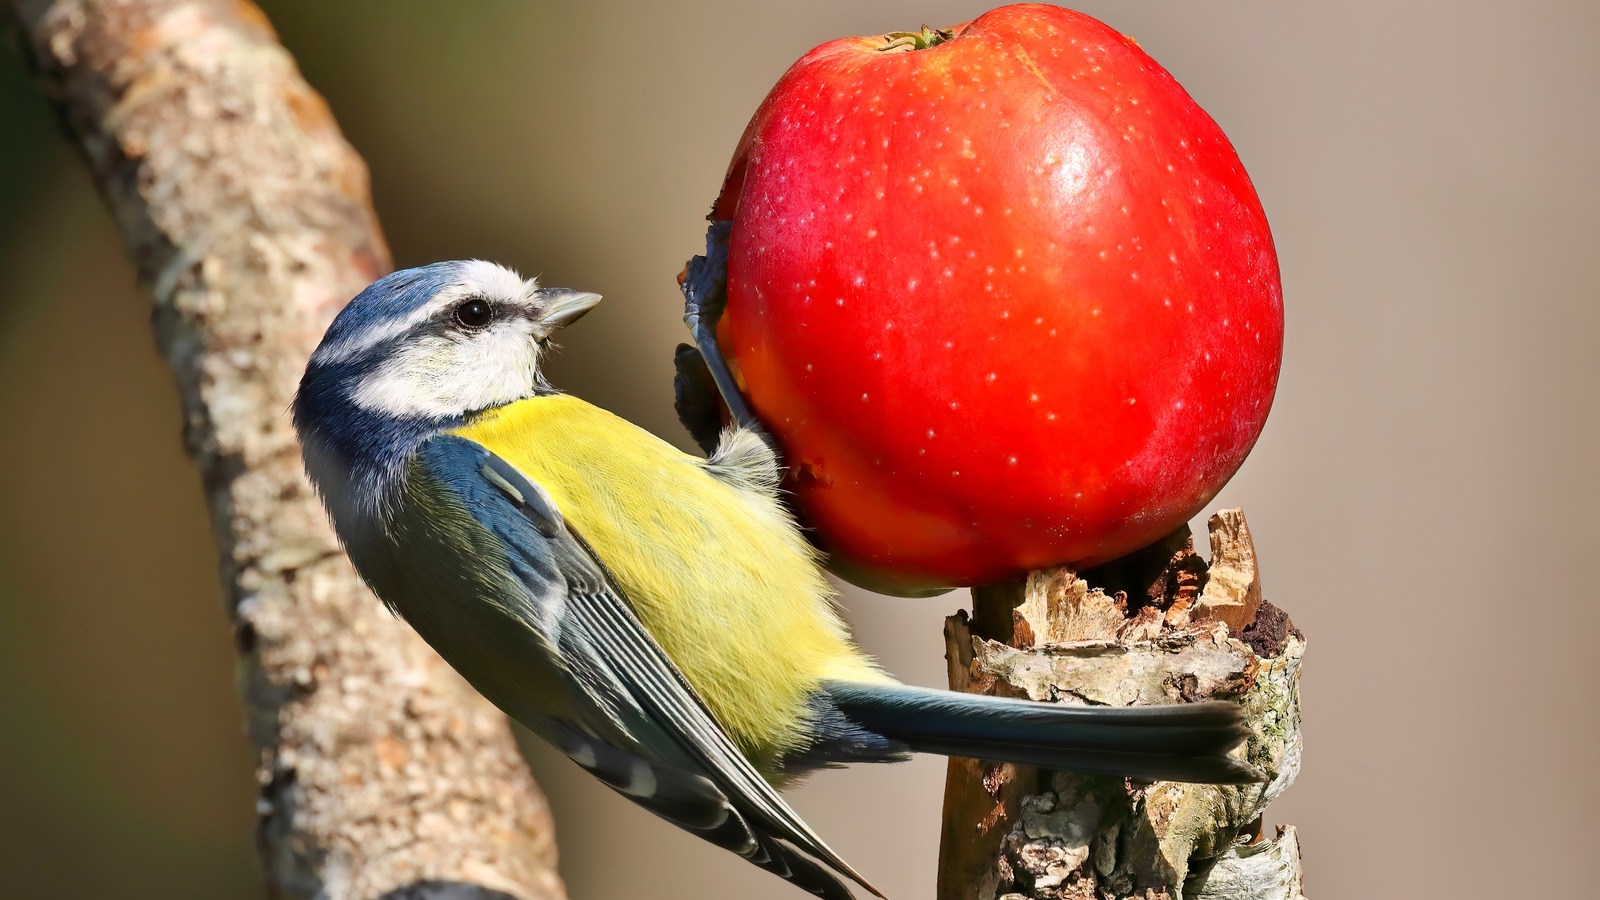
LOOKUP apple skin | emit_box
[712,4,1282,594]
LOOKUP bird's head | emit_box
[301,260,601,423]
[294,261,600,515]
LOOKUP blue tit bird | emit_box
[293,260,1258,900]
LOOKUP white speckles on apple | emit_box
[860,393,869,402]
[1091,308,1101,317]
[949,400,961,410]
[907,277,919,292]
[927,428,937,439]
[866,228,878,238]
[1008,456,1018,466]
[1163,297,1173,308]
[805,363,813,372]
[835,297,845,307]
[1047,412,1058,421]
[1029,392,1040,402]
[986,372,998,384]
[1127,397,1137,406]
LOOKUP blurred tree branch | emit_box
[4,1,564,897]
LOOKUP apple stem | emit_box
[880,25,955,52]
[937,511,1306,899]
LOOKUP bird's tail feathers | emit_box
[823,680,1261,785]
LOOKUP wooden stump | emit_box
[938,509,1305,900]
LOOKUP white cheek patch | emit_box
[351,323,541,419]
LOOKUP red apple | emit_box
[712,4,1282,593]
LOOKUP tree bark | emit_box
[5,2,565,897]
[939,510,1305,900]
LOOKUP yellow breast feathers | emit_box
[451,394,880,769]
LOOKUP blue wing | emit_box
[415,435,880,900]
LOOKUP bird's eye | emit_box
[454,298,493,329]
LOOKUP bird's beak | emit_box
[536,289,603,331]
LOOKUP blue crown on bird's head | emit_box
[315,263,478,356]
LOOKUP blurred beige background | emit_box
[2,1,1596,897]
